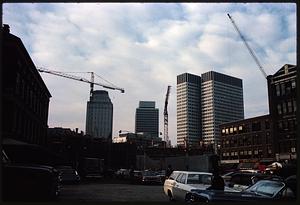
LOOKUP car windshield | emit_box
[245,180,285,197]
[187,174,212,185]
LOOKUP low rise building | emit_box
[220,115,274,164]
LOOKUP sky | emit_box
[3,3,296,146]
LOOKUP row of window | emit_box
[276,100,297,115]
[275,79,296,97]
[277,119,297,132]
[221,133,272,147]
[15,73,49,118]
[222,148,272,157]
[14,110,46,145]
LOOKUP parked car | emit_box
[115,168,130,179]
[284,175,296,196]
[55,166,80,184]
[226,172,280,191]
[155,170,166,183]
[221,171,235,183]
[186,179,296,202]
[163,171,237,201]
[2,150,61,201]
[140,170,162,185]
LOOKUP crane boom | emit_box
[164,85,171,148]
[227,13,267,79]
[37,67,125,95]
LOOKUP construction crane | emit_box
[37,67,125,97]
[227,13,268,79]
[164,85,171,148]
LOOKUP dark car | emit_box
[2,150,61,201]
[226,172,281,191]
[56,165,80,184]
[186,179,296,202]
[135,170,162,185]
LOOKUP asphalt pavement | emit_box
[58,177,169,202]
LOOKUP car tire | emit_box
[168,190,174,202]
[185,193,192,202]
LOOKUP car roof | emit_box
[172,171,212,175]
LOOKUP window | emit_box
[282,102,287,114]
[230,128,233,133]
[291,147,296,153]
[281,83,285,95]
[179,173,187,184]
[276,84,281,96]
[225,129,229,134]
[252,122,261,131]
[169,172,179,180]
[291,80,296,89]
[239,126,243,131]
[293,100,297,112]
[277,104,282,115]
[265,120,270,129]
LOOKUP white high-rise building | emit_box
[176,71,244,149]
[177,73,202,148]
[201,71,244,145]
[85,90,113,139]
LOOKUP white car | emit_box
[163,171,213,201]
[164,171,238,201]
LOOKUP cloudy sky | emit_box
[3,3,296,146]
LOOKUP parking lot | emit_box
[58,177,169,202]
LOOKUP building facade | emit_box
[85,90,113,139]
[113,132,163,148]
[267,64,297,160]
[220,115,273,163]
[201,71,244,146]
[177,73,202,148]
[135,101,159,138]
[2,24,51,146]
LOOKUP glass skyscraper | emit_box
[135,101,159,138]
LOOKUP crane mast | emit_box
[164,85,171,148]
[37,67,125,95]
[227,13,267,79]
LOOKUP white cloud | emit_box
[3,3,296,146]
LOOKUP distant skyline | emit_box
[3,3,296,146]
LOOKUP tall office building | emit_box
[85,90,113,139]
[135,101,159,138]
[201,71,244,145]
[177,73,202,148]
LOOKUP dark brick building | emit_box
[219,64,297,163]
[220,115,273,163]
[2,24,51,146]
[267,64,297,160]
